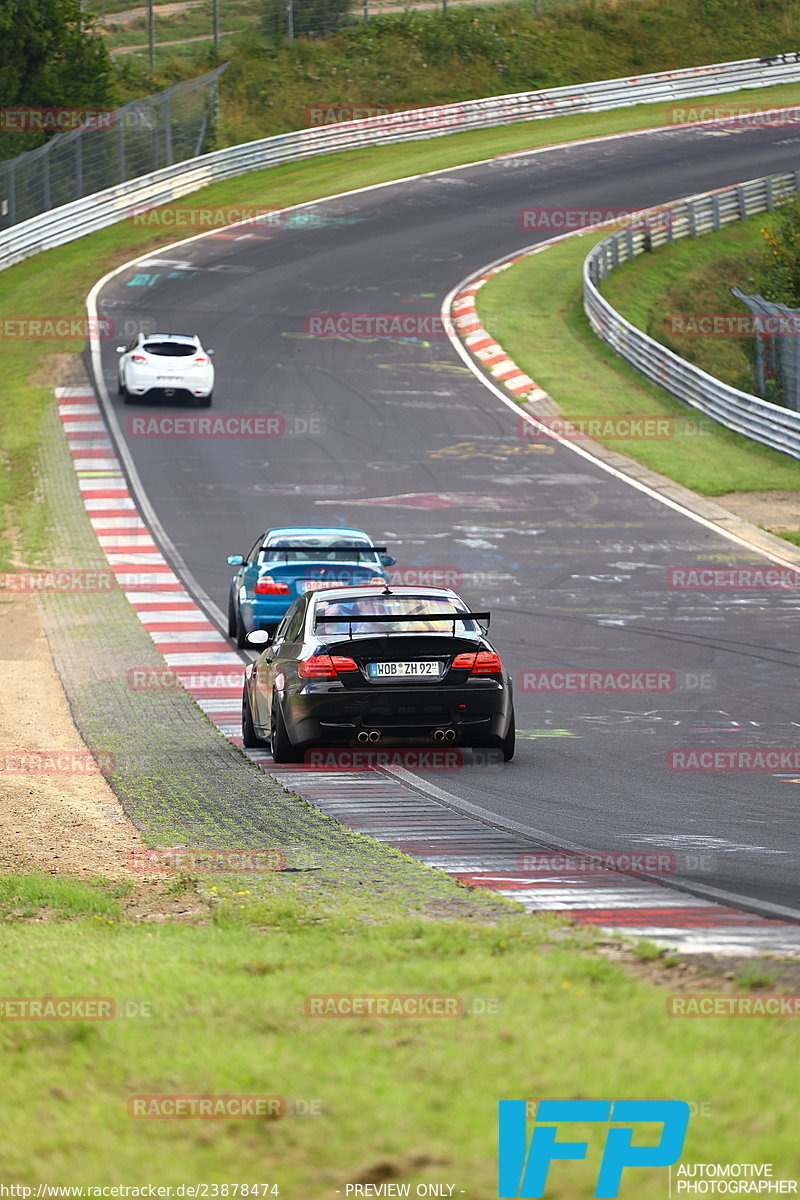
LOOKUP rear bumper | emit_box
[127,384,213,399]
[243,595,293,630]
[284,680,512,745]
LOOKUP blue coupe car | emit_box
[226,526,396,648]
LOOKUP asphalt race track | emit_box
[93,119,800,917]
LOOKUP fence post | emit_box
[75,134,83,199]
[118,111,126,182]
[43,149,51,211]
[287,0,294,41]
[7,162,16,225]
[163,94,174,167]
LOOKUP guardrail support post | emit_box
[712,194,721,230]
[737,185,748,220]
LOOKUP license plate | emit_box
[368,661,442,678]
[300,579,344,592]
[158,375,182,383]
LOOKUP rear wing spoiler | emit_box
[265,545,386,553]
[314,611,490,637]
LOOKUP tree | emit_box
[0,0,116,156]
[754,199,800,309]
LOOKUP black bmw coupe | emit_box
[241,586,515,762]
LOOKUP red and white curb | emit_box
[56,385,800,956]
[451,261,549,402]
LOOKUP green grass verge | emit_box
[106,0,800,149]
[1,870,798,1186]
[476,231,800,495]
[5,78,800,568]
[602,217,767,394]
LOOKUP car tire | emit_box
[117,374,126,397]
[227,591,238,639]
[242,688,268,749]
[235,608,249,650]
[498,708,515,762]
[196,392,213,408]
[270,695,303,763]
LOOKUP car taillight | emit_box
[367,577,385,585]
[131,354,147,362]
[299,654,358,678]
[254,576,291,595]
[193,356,209,365]
[452,651,503,674]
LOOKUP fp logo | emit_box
[498,1099,690,1198]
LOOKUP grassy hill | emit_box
[108,0,800,145]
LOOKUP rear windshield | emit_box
[263,539,379,564]
[143,342,196,357]
[315,595,476,634]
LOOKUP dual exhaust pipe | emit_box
[356,727,456,744]
[357,730,382,744]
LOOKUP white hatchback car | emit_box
[116,332,215,406]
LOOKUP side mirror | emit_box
[207,348,215,356]
[379,554,396,567]
[116,346,126,353]
[227,554,244,566]
[246,629,271,647]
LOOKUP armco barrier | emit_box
[583,171,800,460]
[3,53,800,272]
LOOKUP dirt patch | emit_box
[715,490,800,534]
[0,591,147,881]
[101,0,202,27]
[597,939,800,992]
[28,353,76,389]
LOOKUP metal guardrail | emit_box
[584,171,800,460]
[3,53,800,272]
